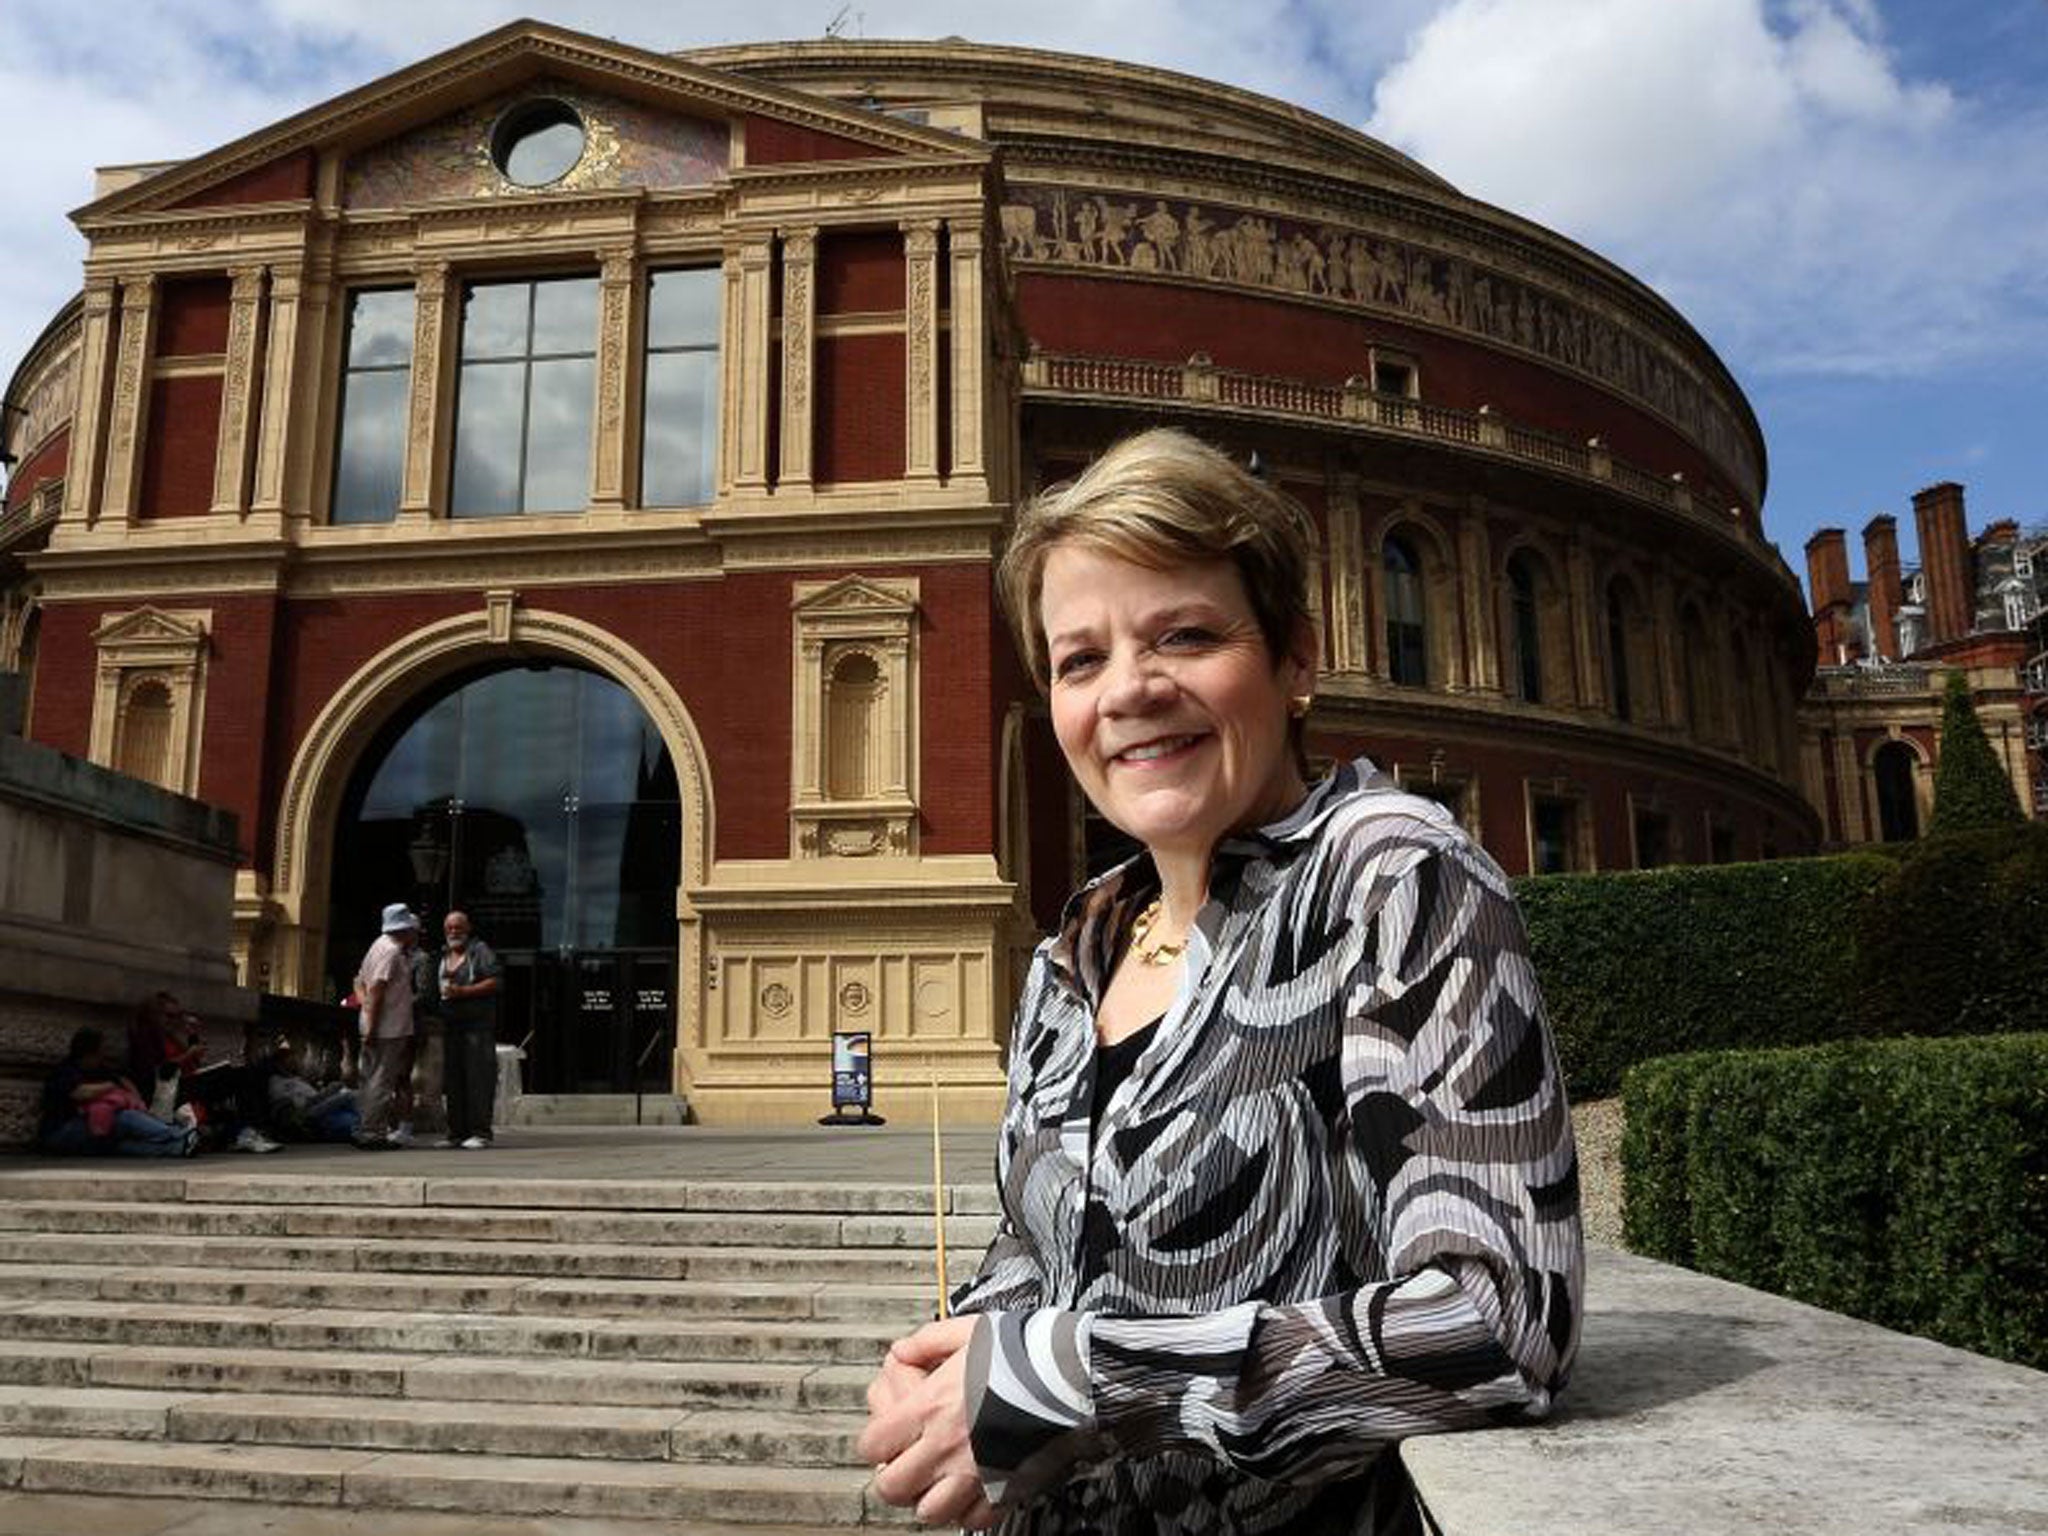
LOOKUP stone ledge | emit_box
[1403,1246,2048,1536]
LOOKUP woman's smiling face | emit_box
[1041,543,1312,866]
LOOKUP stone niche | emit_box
[0,733,256,1146]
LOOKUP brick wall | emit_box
[137,376,223,520]
[3,429,68,513]
[745,116,881,165]
[168,150,315,209]
[813,334,905,483]
[1017,272,1741,505]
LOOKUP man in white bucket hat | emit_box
[353,903,421,1149]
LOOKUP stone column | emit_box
[279,249,332,526]
[1364,519,1389,682]
[947,217,985,483]
[60,277,119,530]
[211,265,266,517]
[730,236,775,495]
[1566,533,1604,711]
[1327,476,1366,673]
[778,231,816,492]
[399,261,452,521]
[98,274,158,527]
[1650,562,1683,728]
[591,245,636,513]
[903,220,941,485]
[1832,731,1869,844]
[882,632,912,798]
[1458,500,1499,695]
[251,261,306,523]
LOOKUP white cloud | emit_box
[1365,0,2048,377]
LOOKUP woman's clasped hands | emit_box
[859,1314,1000,1531]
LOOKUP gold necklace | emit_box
[1130,898,1187,967]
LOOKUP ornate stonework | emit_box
[1002,183,1760,506]
[342,77,727,208]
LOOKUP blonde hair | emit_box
[997,428,1315,685]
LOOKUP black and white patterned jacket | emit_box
[953,759,1584,1534]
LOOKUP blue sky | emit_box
[3,0,2044,588]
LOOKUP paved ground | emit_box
[0,1124,1003,1186]
[0,1491,846,1535]
[0,1107,1625,1239]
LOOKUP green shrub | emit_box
[1929,670,2026,834]
[1516,855,1894,1097]
[1621,1033,2048,1370]
[1618,1053,1700,1265]
[1853,823,2048,1038]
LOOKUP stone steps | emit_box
[0,1229,978,1285]
[0,1169,956,1526]
[0,1436,909,1524]
[0,1339,876,1410]
[0,1261,939,1323]
[0,1198,1000,1252]
[0,1385,868,1466]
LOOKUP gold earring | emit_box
[1289,695,1313,719]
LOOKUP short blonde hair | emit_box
[997,428,1315,685]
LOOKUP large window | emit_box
[336,664,680,956]
[452,276,598,516]
[1384,536,1428,687]
[642,268,720,507]
[332,288,414,525]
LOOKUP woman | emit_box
[859,430,1582,1534]
[40,1027,197,1157]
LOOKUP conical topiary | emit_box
[1928,670,2025,834]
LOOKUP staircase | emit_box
[0,1166,996,1530]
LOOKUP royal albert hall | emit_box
[0,22,1817,1123]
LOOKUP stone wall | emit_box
[0,732,255,1145]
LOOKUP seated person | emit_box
[127,991,283,1154]
[260,1038,361,1142]
[41,1027,197,1157]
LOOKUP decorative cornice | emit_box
[75,23,982,225]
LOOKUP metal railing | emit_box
[1022,349,1755,543]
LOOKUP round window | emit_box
[491,99,587,187]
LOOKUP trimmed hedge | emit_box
[1515,823,2048,1098]
[1622,1034,2048,1370]
[1853,824,2048,1039]
[1514,854,1894,1098]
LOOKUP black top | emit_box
[1090,1018,1160,1124]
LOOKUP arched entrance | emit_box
[326,663,682,1094]
[1872,740,1921,843]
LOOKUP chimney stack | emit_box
[1862,515,1902,660]
[1912,482,1973,643]
[1804,527,1858,664]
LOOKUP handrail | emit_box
[1021,349,1767,555]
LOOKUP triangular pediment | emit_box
[76,20,987,225]
[792,575,919,616]
[91,606,209,648]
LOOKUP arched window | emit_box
[1384,536,1428,687]
[1507,552,1544,704]
[826,651,885,801]
[1873,741,1920,842]
[116,680,174,786]
[1607,584,1633,723]
[1680,605,1717,739]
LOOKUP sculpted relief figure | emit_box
[1005,185,1756,501]
[1002,202,1043,260]
[1182,206,1214,278]
[1406,252,1445,322]
[1137,201,1183,272]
